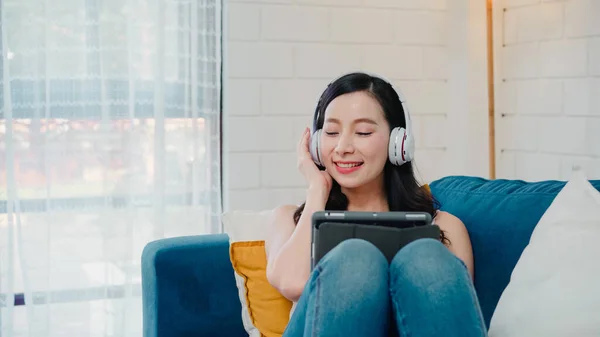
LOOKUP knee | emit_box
[305,239,390,322]
[390,238,467,289]
[318,239,388,289]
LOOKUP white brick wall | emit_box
[222,0,489,211]
[496,0,600,182]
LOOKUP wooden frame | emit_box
[486,0,496,179]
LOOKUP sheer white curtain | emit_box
[0,0,222,335]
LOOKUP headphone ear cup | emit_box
[309,129,323,167]
[403,131,415,163]
[388,127,407,166]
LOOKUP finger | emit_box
[297,127,308,147]
[296,129,304,153]
[303,130,313,156]
[298,127,310,153]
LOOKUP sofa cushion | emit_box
[223,210,292,337]
[229,241,293,337]
[429,175,600,328]
[488,171,600,336]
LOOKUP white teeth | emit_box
[336,163,362,168]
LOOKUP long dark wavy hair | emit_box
[292,72,448,244]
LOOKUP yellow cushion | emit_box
[229,241,292,337]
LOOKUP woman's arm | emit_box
[265,187,328,302]
[435,211,475,280]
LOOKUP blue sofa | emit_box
[141,175,600,337]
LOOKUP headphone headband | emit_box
[364,72,413,138]
[313,72,411,135]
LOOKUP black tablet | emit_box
[311,211,440,269]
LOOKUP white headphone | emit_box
[309,72,415,168]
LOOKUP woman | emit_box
[265,72,487,337]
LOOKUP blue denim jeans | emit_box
[283,238,488,337]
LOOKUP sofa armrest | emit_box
[141,233,247,337]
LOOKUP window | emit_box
[0,0,222,335]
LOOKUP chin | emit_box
[328,163,376,189]
[331,174,368,190]
[330,166,386,192]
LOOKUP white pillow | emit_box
[223,209,273,242]
[488,171,600,337]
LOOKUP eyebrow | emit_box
[324,117,378,125]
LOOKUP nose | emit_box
[334,133,355,155]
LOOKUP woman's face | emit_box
[320,91,391,189]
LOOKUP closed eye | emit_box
[324,132,338,136]
[357,132,372,136]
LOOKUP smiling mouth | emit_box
[334,162,364,168]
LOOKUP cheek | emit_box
[320,138,336,157]
[320,135,390,162]
[360,136,389,161]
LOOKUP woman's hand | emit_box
[297,127,332,197]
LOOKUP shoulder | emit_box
[434,210,465,231]
[434,210,475,279]
[269,204,298,225]
[265,204,298,255]
[433,210,470,245]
